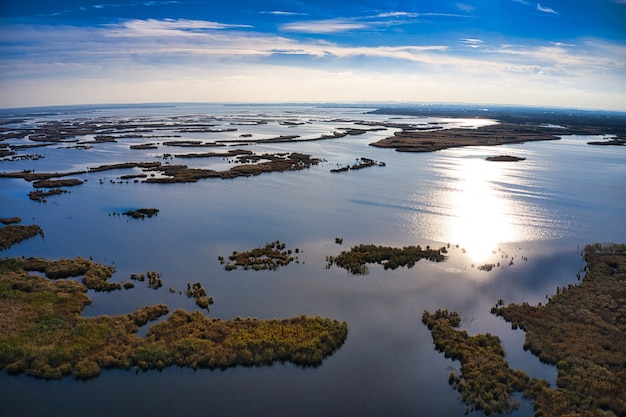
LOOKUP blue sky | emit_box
[1,1,625,109]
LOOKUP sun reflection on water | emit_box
[446,157,517,263]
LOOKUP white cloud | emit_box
[107,19,253,37]
[280,19,367,33]
[375,11,420,18]
[537,3,558,14]
[263,11,308,16]
[460,38,483,48]
[0,20,624,110]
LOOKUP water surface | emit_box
[1,104,625,417]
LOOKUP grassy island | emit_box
[221,241,300,271]
[0,257,348,380]
[326,244,446,275]
[0,224,44,251]
[330,157,386,173]
[424,243,626,416]
[29,188,68,202]
[32,178,84,188]
[185,281,213,310]
[123,208,159,219]
[486,155,526,162]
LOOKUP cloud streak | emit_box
[107,18,253,37]
[280,19,367,33]
[537,3,558,14]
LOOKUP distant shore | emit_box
[369,107,626,152]
[370,122,561,152]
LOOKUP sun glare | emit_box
[448,158,516,263]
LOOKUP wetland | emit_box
[1,103,625,417]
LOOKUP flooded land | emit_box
[1,103,625,417]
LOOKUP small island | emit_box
[29,188,69,202]
[326,244,447,275]
[0,222,44,251]
[485,155,526,162]
[587,137,626,146]
[123,208,159,219]
[330,157,386,173]
[220,240,300,271]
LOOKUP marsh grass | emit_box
[0,224,44,251]
[0,257,348,380]
[326,244,446,275]
[425,243,626,416]
[222,241,299,271]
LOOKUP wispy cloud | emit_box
[512,1,558,15]
[456,3,475,12]
[279,11,465,34]
[4,19,622,79]
[1,19,624,110]
[107,19,253,37]
[280,19,367,33]
[375,11,420,18]
[262,11,308,16]
[460,38,483,48]
[537,3,558,14]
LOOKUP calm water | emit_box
[1,104,625,417]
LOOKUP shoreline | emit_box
[370,122,562,152]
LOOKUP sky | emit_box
[0,0,625,110]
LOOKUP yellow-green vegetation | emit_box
[222,241,300,271]
[130,271,163,289]
[144,311,348,368]
[491,243,626,417]
[185,282,213,310]
[21,257,120,292]
[0,224,44,251]
[422,309,531,416]
[146,271,163,289]
[424,243,626,417]
[326,244,446,275]
[0,257,349,380]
